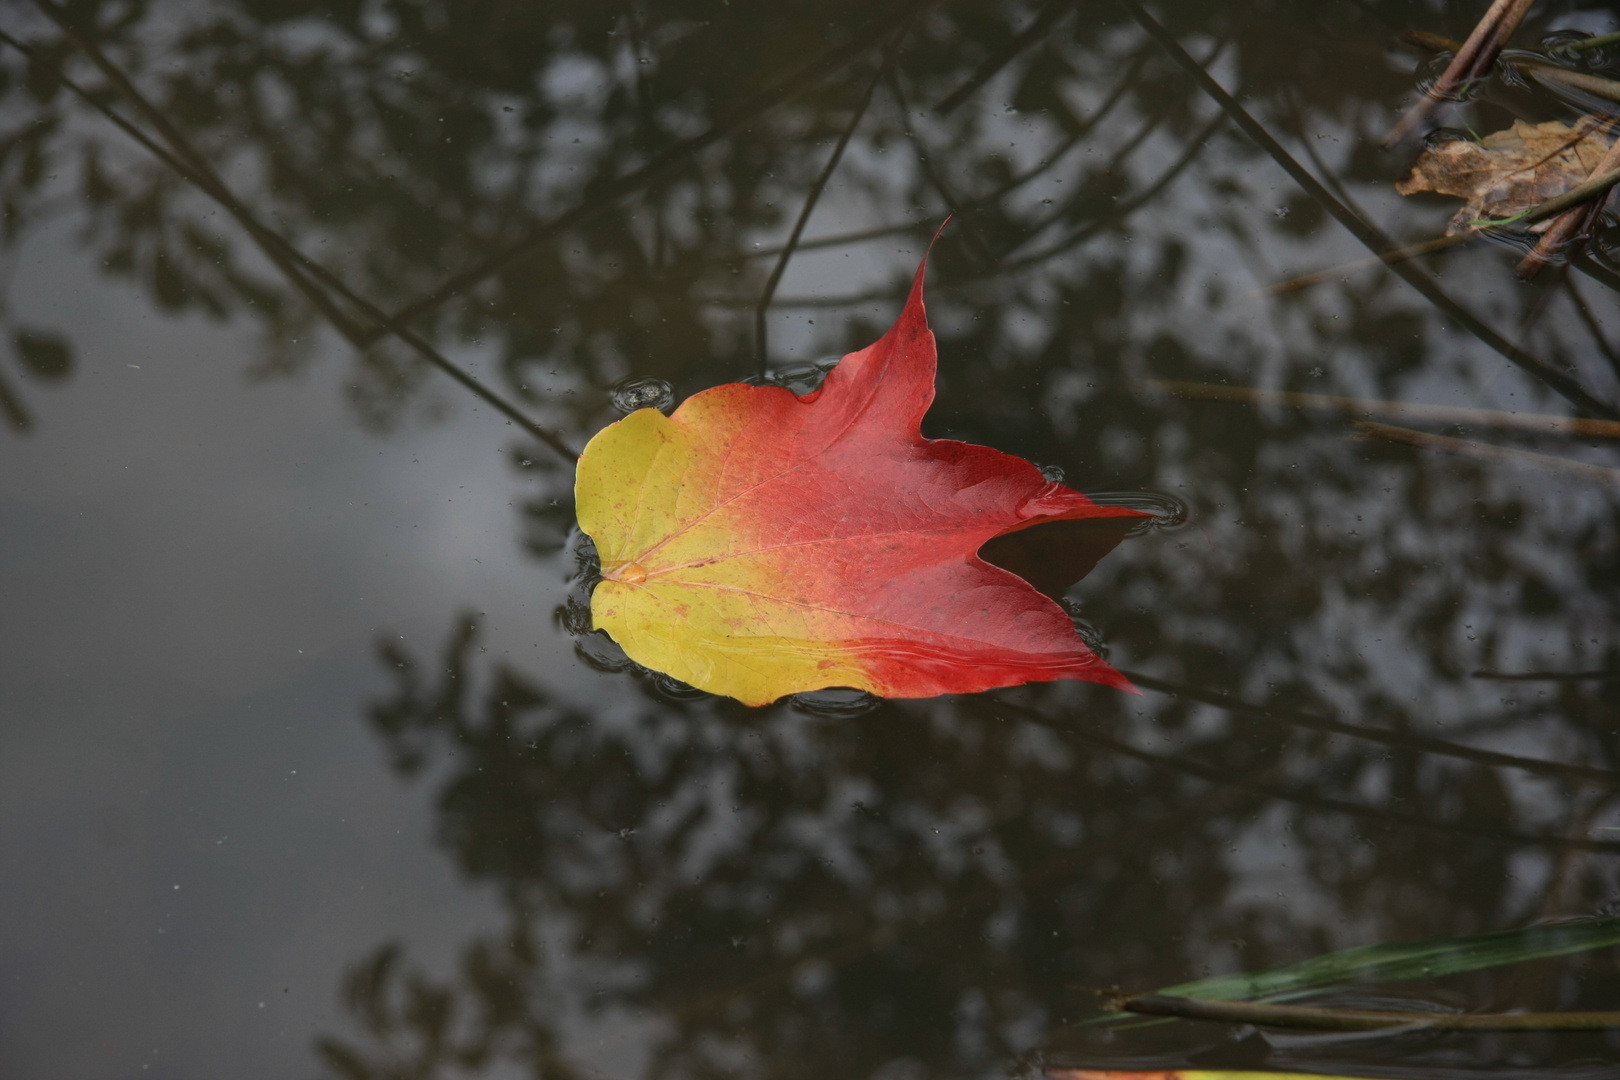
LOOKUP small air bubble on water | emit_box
[611,376,675,414]
[1037,463,1066,483]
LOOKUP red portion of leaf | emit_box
[580,235,1149,703]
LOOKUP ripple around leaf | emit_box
[1060,600,1109,658]
[1540,30,1607,67]
[649,671,710,701]
[1085,490,1188,534]
[575,631,635,673]
[610,376,675,414]
[787,687,883,717]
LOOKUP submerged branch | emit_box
[1353,420,1620,483]
[1138,379,1620,439]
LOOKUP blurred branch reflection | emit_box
[324,613,1619,1078]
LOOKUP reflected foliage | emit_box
[324,616,1620,1078]
[8,0,1620,1075]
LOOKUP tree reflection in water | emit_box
[326,611,1618,1079]
[5,0,1620,1075]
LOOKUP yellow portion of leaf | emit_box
[1395,118,1612,234]
[576,404,879,705]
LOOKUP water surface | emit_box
[2,2,1619,1078]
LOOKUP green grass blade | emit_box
[1155,915,1620,1004]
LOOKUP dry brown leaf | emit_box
[1395,119,1612,233]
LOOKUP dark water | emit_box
[2,2,1619,1078]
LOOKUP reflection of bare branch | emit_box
[728,47,1159,267]
[888,69,996,265]
[1563,275,1620,385]
[1122,0,1620,421]
[1000,110,1224,270]
[378,1,928,339]
[19,9,579,461]
[934,0,1074,114]
[756,13,912,369]
[29,4,368,344]
[0,366,31,431]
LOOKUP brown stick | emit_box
[1401,29,1465,53]
[1137,379,1620,439]
[1353,420,1620,482]
[1517,127,1620,278]
[1116,992,1620,1032]
[1462,0,1536,83]
[1385,0,1537,147]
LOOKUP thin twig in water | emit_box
[1119,0,1620,420]
[1518,122,1620,279]
[1353,420,1620,482]
[755,15,912,371]
[1385,0,1536,146]
[1570,30,1620,52]
[1137,378,1620,439]
[1114,992,1620,1032]
[1527,64,1620,106]
[1263,233,1475,295]
[1400,29,1465,54]
[1563,275,1620,385]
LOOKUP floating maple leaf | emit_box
[574,244,1148,706]
[1395,118,1613,233]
